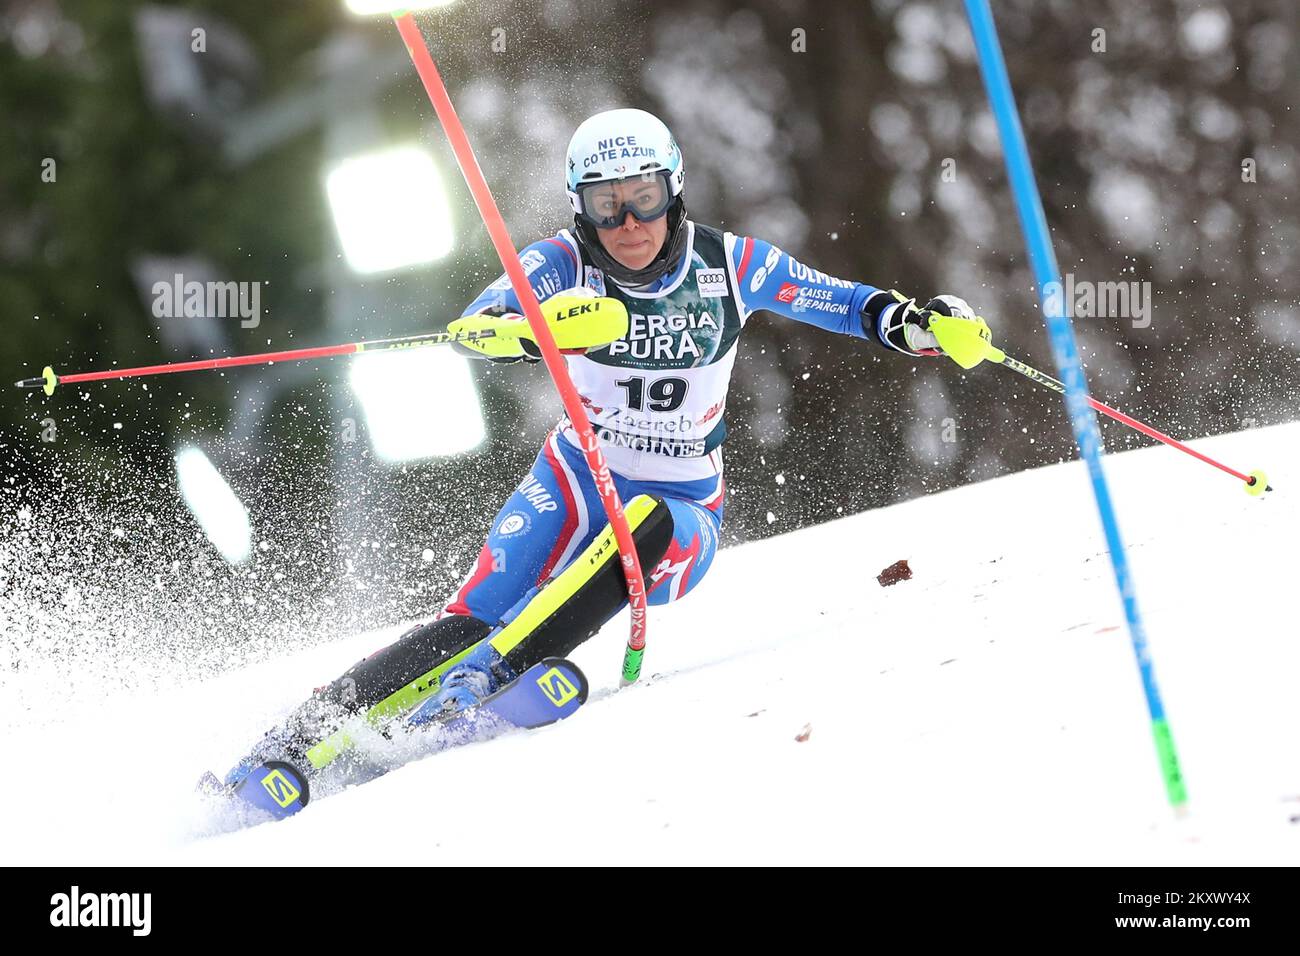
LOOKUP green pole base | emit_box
[620,647,645,686]
[1152,718,1188,808]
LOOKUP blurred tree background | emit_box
[1,0,1295,671]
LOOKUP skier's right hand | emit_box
[449,292,629,364]
[448,310,542,364]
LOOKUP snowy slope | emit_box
[5,423,1297,865]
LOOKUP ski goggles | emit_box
[576,171,674,229]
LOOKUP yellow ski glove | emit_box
[449,290,629,363]
[921,297,995,370]
[876,290,996,370]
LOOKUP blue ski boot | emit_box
[218,688,356,789]
[406,640,518,728]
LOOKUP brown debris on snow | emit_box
[876,559,912,587]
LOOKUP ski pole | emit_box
[987,345,1272,495]
[14,327,513,397]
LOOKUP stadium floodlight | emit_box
[324,145,454,275]
[174,446,253,563]
[343,0,455,15]
[348,346,485,462]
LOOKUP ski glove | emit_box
[449,308,541,363]
[866,290,995,369]
[449,289,630,364]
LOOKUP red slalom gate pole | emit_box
[391,13,651,684]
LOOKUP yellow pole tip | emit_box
[1245,469,1269,496]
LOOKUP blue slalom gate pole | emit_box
[963,0,1187,809]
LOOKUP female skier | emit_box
[411,107,994,712]
[223,108,994,784]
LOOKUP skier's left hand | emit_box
[895,294,996,370]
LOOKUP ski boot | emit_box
[219,690,355,789]
[405,640,518,728]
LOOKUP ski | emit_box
[200,657,588,828]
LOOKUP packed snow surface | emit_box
[5,424,1296,864]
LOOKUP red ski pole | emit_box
[14,327,512,396]
[990,348,1272,495]
[390,13,651,684]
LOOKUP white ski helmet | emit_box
[564,108,688,285]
